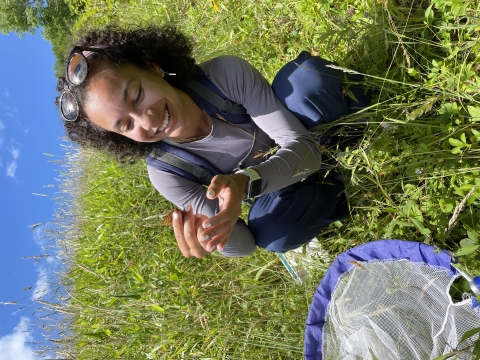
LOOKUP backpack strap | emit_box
[180,78,247,116]
[173,67,251,125]
[147,142,220,185]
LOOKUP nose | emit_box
[134,108,155,130]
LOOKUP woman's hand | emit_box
[172,205,209,258]
[199,174,248,252]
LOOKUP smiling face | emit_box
[83,63,209,143]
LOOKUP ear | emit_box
[145,60,165,77]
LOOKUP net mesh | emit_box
[323,259,480,360]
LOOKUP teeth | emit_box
[159,108,170,132]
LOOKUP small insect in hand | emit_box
[348,260,366,271]
[162,209,177,226]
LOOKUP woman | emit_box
[56,25,359,258]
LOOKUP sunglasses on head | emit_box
[56,46,104,122]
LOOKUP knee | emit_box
[257,237,307,253]
[252,221,315,253]
[218,233,257,258]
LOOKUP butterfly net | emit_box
[304,240,480,360]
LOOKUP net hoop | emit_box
[304,239,466,359]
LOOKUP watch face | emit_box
[249,178,262,198]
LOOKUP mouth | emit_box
[156,106,170,134]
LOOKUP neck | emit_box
[172,89,211,142]
[183,89,211,137]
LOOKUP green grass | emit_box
[41,150,318,359]
[33,0,480,358]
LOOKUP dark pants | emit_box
[249,171,349,252]
[249,52,370,253]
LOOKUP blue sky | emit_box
[0,30,66,358]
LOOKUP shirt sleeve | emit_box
[200,55,323,194]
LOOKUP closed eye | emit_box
[135,84,143,104]
[123,119,134,133]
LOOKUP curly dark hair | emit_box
[56,24,196,162]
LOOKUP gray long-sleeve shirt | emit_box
[147,55,323,256]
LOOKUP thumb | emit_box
[206,175,229,200]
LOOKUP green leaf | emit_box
[451,147,463,154]
[347,89,359,104]
[149,305,165,313]
[468,231,479,243]
[169,273,178,281]
[369,349,379,360]
[460,238,478,247]
[411,218,430,234]
[460,133,467,144]
[113,294,141,299]
[407,68,418,77]
[424,4,434,24]
[392,220,414,227]
[434,353,455,360]
[84,332,107,339]
[449,138,465,147]
[255,264,269,281]
[473,339,480,360]
[130,268,144,283]
[459,327,480,344]
[468,106,480,121]
[455,245,479,256]
[420,227,432,235]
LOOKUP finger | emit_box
[183,205,207,258]
[203,203,241,230]
[216,237,230,252]
[194,213,209,251]
[201,218,235,242]
[197,220,228,253]
[206,175,231,200]
[171,211,191,257]
[201,220,237,252]
[204,231,231,252]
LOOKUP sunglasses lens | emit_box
[60,92,79,121]
[67,53,88,85]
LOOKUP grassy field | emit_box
[34,0,480,358]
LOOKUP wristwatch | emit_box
[235,168,263,198]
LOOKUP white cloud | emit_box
[0,318,35,360]
[6,145,20,178]
[2,89,9,98]
[6,161,17,178]
[0,120,4,147]
[32,225,50,249]
[32,267,49,301]
[2,105,15,118]
[10,147,20,160]
[31,226,57,301]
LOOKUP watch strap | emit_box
[235,168,262,198]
